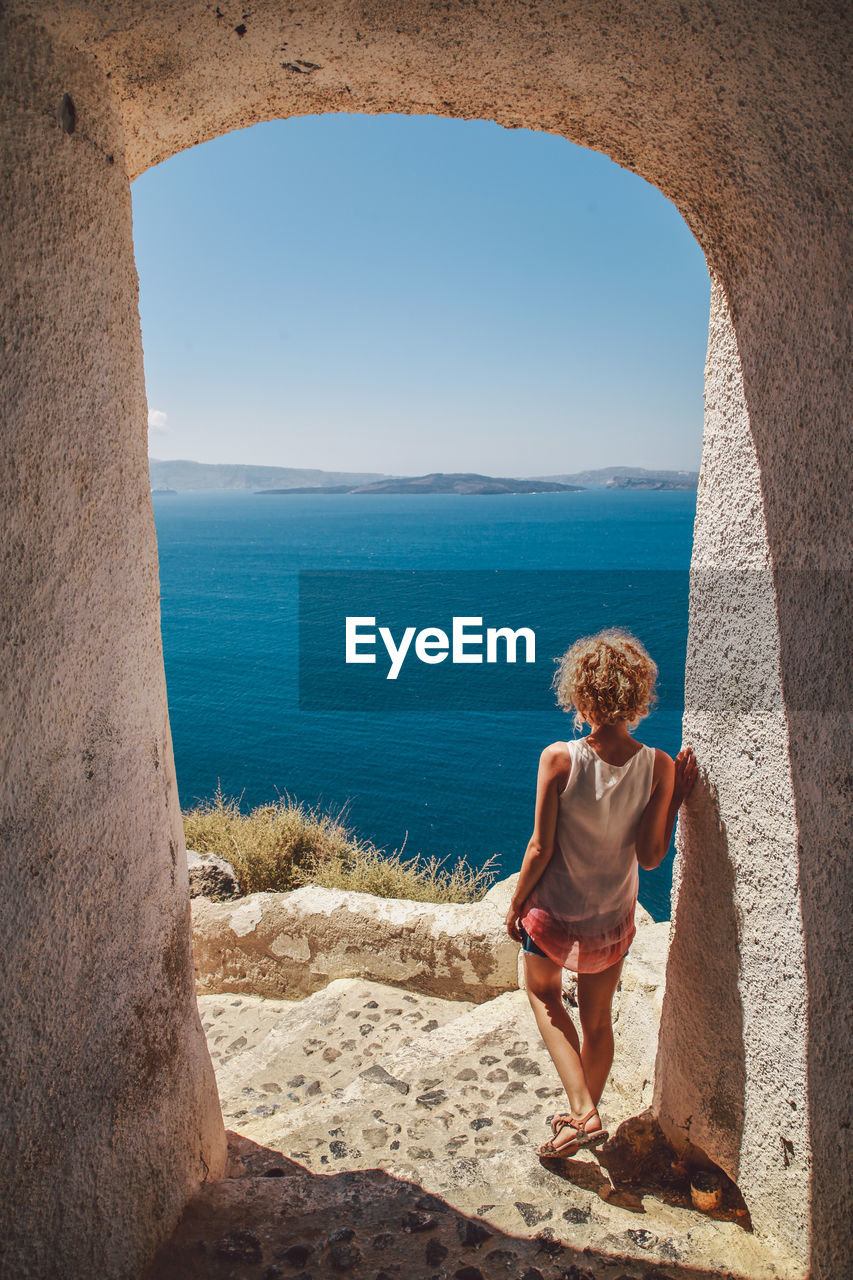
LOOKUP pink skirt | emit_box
[520,900,636,974]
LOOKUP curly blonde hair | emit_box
[553,628,658,730]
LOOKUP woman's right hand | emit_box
[673,747,698,806]
[505,904,523,943]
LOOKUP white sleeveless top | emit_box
[520,736,655,973]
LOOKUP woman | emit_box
[505,628,697,1157]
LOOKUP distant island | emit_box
[533,466,698,490]
[606,475,697,490]
[149,459,388,492]
[259,472,584,496]
[150,459,698,493]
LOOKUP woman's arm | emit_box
[635,746,698,870]
[505,743,570,941]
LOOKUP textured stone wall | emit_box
[654,278,808,1242]
[1,3,849,1277]
[0,15,227,1280]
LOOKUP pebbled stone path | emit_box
[144,976,798,1279]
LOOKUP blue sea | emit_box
[152,489,695,921]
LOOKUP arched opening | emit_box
[132,111,707,925]
[2,6,847,1278]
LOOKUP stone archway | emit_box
[1,4,849,1277]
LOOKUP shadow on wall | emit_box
[144,1132,753,1280]
[655,776,746,1178]
[773,568,853,1276]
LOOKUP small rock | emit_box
[561,1206,590,1224]
[479,1054,499,1065]
[416,1088,448,1109]
[287,1075,305,1088]
[470,1117,492,1130]
[215,1228,262,1262]
[328,1227,355,1244]
[364,1000,379,1008]
[329,1140,348,1158]
[360,1064,410,1095]
[426,1239,449,1265]
[187,849,240,900]
[323,1047,342,1063]
[497,1083,525,1104]
[485,1068,508,1083]
[456,1068,477,1081]
[627,1227,658,1249]
[508,1056,541,1077]
[515,1202,552,1227]
[264,1268,284,1280]
[262,1081,282,1093]
[454,1268,485,1280]
[371,1232,395,1251]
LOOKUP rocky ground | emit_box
[146,948,796,1278]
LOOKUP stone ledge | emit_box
[192,882,520,1003]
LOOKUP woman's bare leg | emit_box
[577,956,625,1107]
[523,952,598,1148]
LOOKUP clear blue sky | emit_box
[133,113,709,477]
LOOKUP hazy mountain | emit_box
[534,466,698,489]
[149,459,389,491]
[150,459,698,493]
[260,472,584,495]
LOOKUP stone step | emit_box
[200,976,478,1128]
[194,949,796,1280]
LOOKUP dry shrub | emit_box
[182,785,497,904]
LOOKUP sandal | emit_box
[538,1107,608,1159]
